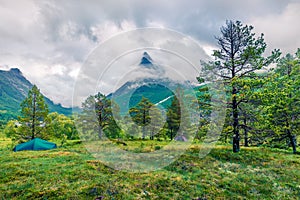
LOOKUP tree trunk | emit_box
[142,126,146,139]
[142,109,146,139]
[244,118,249,147]
[97,112,103,139]
[291,135,297,154]
[32,94,36,139]
[150,131,154,140]
[286,66,296,154]
[288,131,297,154]
[286,119,297,154]
[98,127,103,139]
[223,132,228,143]
[232,87,240,152]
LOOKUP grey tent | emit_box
[174,135,188,142]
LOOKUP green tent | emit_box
[13,138,57,152]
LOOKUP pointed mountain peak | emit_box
[143,52,152,61]
[139,52,153,65]
[10,68,22,74]
[8,68,24,77]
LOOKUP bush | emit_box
[155,145,161,150]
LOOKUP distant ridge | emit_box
[0,68,74,124]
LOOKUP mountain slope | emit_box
[109,82,175,115]
[0,68,73,124]
[107,52,200,116]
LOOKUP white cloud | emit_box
[91,20,137,42]
[0,0,299,107]
[249,1,300,54]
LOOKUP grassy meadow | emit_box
[0,136,300,200]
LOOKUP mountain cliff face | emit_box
[0,68,72,123]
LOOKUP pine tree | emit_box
[129,97,153,139]
[200,20,280,152]
[80,92,119,139]
[259,50,300,153]
[196,80,212,141]
[19,85,48,139]
[166,95,181,141]
[147,105,164,140]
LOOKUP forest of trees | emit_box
[198,20,299,153]
[2,20,299,154]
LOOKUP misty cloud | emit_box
[0,0,299,106]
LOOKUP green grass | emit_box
[0,139,299,199]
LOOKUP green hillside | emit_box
[110,82,206,116]
[128,84,173,107]
[109,83,171,115]
[0,68,73,125]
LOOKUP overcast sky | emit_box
[0,0,299,107]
